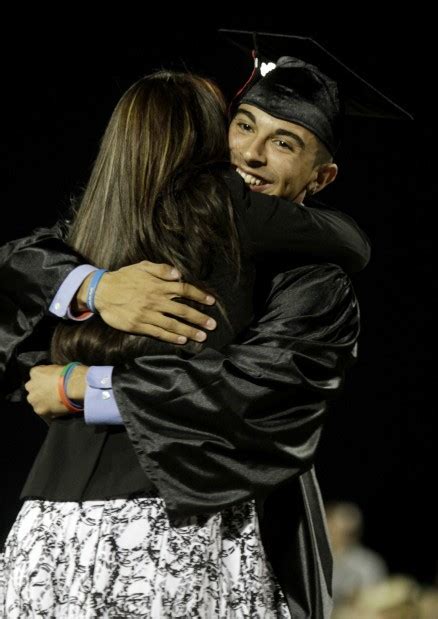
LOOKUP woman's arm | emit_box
[226,169,371,273]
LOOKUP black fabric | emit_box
[111,264,358,517]
[0,223,84,388]
[20,417,156,500]
[223,31,414,124]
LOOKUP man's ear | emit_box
[313,163,338,194]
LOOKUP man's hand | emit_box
[74,261,217,344]
[24,364,88,421]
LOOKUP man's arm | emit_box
[109,263,359,517]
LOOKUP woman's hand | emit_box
[24,364,89,421]
[72,261,217,344]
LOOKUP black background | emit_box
[1,16,431,584]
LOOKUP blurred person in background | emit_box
[332,575,421,619]
[418,586,438,619]
[326,501,388,605]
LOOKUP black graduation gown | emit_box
[0,171,366,617]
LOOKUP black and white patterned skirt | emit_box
[0,497,290,617]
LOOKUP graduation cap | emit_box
[219,29,413,155]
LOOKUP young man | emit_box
[1,56,369,618]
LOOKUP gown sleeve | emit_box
[111,263,360,517]
[226,169,370,273]
[0,222,84,386]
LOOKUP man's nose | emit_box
[243,138,267,167]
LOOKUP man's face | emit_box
[228,104,320,203]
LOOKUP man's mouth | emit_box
[235,167,273,190]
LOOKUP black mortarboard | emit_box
[219,30,413,155]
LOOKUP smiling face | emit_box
[228,104,322,203]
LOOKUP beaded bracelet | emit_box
[57,362,84,413]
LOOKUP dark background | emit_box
[1,18,431,584]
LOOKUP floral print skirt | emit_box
[0,496,290,618]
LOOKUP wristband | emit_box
[57,362,84,413]
[86,269,108,313]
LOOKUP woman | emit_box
[1,70,365,617]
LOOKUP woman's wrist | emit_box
[65,364,89,401]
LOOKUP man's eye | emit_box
[274,139,293,151]
[237,122,253,132]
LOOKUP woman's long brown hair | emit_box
[50,71,241,365]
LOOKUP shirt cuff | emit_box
[84,366,124,425]
[49,264,98,321]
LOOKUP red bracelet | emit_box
[70,309,94,320]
